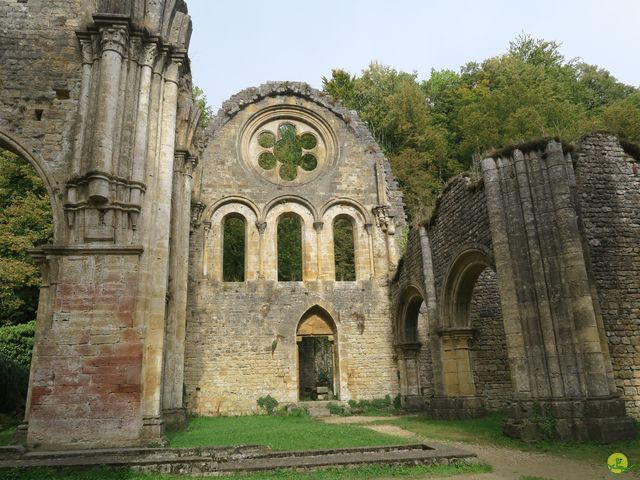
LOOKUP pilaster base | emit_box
[140,415,167,447]
[503,397,636,443]
[162,408,187,431]
[425,396,485,420]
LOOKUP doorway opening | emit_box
[296,307,338,401]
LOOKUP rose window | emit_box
[256,123,319,181]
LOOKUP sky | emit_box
[185,0,640,111]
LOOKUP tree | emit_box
[322,63,457,221]
[0,148,52,326]
[193,85,214,129]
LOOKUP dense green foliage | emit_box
[278,216,303,281]
[333,217,355,281]
[0,321,35,367]
[222,217,245,282]
[323,34,640,221]
[0,149,52,326]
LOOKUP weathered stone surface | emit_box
[184,89,405,414]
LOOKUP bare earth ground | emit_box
[322,416,629,480]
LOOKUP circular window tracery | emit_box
[255,122,319,181]
[239,106,337,186]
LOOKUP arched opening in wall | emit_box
[468,267,512,410]
[0,144,53,415]
[396,287,425,408]
[222,215,246,282]
[333,216,356,281]
[296,307,338,401]
[440,249,510,411]
[277,214,303,281]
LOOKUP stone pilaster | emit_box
[481,141,636,442]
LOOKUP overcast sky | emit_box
[185,0,640,111]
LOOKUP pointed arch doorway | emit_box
[296,307,339,401]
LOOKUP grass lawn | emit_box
[378,413,640,466]
[0,426,16,446]
[168,414,414,451]
[0,414,20,446]
[0,462,491,480]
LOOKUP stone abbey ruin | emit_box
[0,0,638,449]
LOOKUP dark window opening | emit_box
[222,216,245,282]
[278,216,302,281]
[333,217,356,281]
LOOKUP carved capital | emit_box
[256,221,267,235]
[79,37,94,65]
[313,221,324,232]
[99,25,128,56]
[190,202,206,226]
[141,42,158,68]
[373,205,394,233]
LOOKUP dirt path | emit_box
[322,416,626,480]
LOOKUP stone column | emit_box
[480,156,533,397]
[419,228,444,396]
[140,56,182,444]
[162,152,197,429]
[89,21,129,203]
[129,42,157,230]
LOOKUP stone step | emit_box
[299,400,336,417]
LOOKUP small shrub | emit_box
[327,402,348,415]
[0,321,35,367]
[275,404,308,417]
[256,395,279,415]
[345,395,401,416]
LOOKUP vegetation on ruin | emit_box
[323,34,640,221]
[167,415,413,451]
[327,395,402,416]
[0,461,491,480]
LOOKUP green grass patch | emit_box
[379,413,640,466]
[0,461,491,480]
[167,414,414,451]
[0,414,19,446]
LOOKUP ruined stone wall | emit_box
[573,133,640,418]
[390,228,434,399]
[1,0,196,448]
[469,268,512,410]
[425,177,493,296]
[185,85,404,415]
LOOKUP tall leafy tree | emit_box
[0,148,52,326]
[324,35,639,222]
